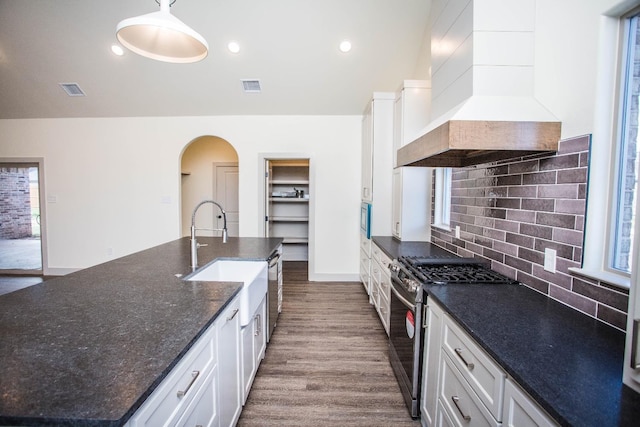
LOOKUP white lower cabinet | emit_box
[360,234,372,297]
[439,352,499,427]
[371,242,391,335]
[436,400,456,427]
[421,299,444,427]
[242,294,267,404]
[174,367,218,427]
[126,295,240,427]
[502,379,557,427]
[441,315,505,420]
[422,300,557,427]
[218,298,242,427]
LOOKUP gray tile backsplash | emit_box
[430,135,630,331]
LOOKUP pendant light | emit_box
[116,0,208,63]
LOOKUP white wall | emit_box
[0,116,362,279]
[534,0,621,139]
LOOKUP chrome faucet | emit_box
[190,200,228,269]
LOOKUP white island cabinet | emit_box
[125,294,241,427]
[218,296,243,427]
[241,294,267,404]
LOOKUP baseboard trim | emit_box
[43,267,80,276]
[307,273,360,282]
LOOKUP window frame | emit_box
[573,7,640,290]
[433,167,452,231]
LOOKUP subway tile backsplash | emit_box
[430,135,629,331]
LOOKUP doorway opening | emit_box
[263,158,311,262]
[180,136,239,237]
[0,160,45,275]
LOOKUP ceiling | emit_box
[0,0,431,119]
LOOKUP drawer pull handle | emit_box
[454,348,474,370]
[451,396,471,421]
[227,308,239,321]
[177,370,200,398]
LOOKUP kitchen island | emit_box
[372,235,640,427]
[0,236,282,426]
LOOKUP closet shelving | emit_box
[267,160,309,261]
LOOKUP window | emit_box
[433,167,452,230]
[611,11,640,274]
[577,7,640,289]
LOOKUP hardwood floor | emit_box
[237,261,420,427]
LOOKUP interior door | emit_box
[214,164,239,237]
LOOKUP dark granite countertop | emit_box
[0,236,283,426]
[373,236,640,426]
[372,236,458,259]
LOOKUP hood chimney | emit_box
[398,0,561,168]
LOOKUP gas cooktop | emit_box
[397,255,517,286]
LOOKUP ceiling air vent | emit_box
[59,83,86,97]
[241,79,261,93]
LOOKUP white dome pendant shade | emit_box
[116,0,208,63]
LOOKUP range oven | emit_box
[388,255,517,418]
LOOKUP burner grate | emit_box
[398,256,516,285]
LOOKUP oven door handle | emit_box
[391,280,414,309]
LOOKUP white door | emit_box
[214,163,239,237]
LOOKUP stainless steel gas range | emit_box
[388,255,516,418]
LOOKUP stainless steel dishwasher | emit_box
[266,248,281,342]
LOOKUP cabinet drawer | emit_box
[442,315,505,421]
[175,366,218,427]
[439,352,500,427]
[360,234,371,256]
[378,290,390,335]
[379,269,390,301]
[371,259,384,284]
[129,324,217,427]
[360,260,371,295]
[371,243,391,268]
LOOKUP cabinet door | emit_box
[175,367,218,427]
[392,169,402,238]
[421,299,444,427]
[241,322,255,405]
[254,296,267,363]
[361,104,373,201]
[502,379,557,427]
[217,298,242,427]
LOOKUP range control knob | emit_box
[403,278,420,293]
[389,263,400,273]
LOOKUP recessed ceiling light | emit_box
[111,44,124,56]
[228,41,240,54]
[339,40,352,53]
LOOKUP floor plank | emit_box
[237,262,420,427]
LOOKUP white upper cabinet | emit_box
[393,80,431,166]
[392,80,432,241]
[361,92,395,234]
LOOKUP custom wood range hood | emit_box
[397,115,561,168]
[399,0,563,168]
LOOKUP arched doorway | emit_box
[180,136,239,237]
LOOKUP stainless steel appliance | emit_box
[360,202,371,238]
[388,255,516,418]
[266,249,281,342]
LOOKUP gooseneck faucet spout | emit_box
[190,200,228,269]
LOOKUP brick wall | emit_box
[431,135,629,331]
[0,167,33,239]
